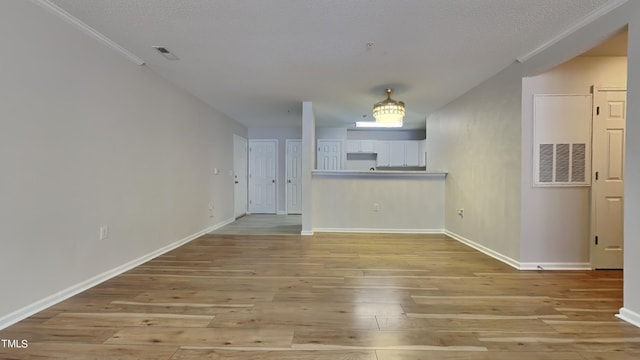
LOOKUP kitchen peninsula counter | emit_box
[312,170,447,178]
[311,169,446,232]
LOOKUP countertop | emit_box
[312,170,447,178]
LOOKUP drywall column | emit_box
[301,101,315,235]
[620,20,640,327]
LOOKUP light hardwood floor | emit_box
[1,232,639,359]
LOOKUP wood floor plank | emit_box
[476,331,640,352]
[0,343,177,360]
[376,350,584,360]
[292,328,485,349]
[42,312,214,328]
[104,327,293,347]
[376,315,556,333]
[133,289,275,303]
[578,352,640,360]
[209,308,380,330]
[171,349,377,360]
[1,225,639,359]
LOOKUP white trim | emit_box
[207,217,235,233]
[0,218,233,330]
[519,262,591,271]
[314,228,444,234]
[300,230,314,236]
[32,0,145,66]
[616,308,640,328]
[516,0,628,63]
[444,230,520,270]
[233,134,248,219]
[276,211,287,215]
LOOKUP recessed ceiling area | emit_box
[48,0,622,129]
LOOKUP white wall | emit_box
[0,1,246,326]
[316,127,347,140]
[427,66,523,262]
[312,175,445,232]
[521,56,627,266]
[623,11,640,325]
[426,0,640,325]
[248,127,302,213]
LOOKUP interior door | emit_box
[233,135,248,218]
[248,140,277,214]
[286,139,302,214]
[591,87,626,269]
[317,140,342,170]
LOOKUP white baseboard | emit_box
[0,218,234,330]
[276,211,287,215]
[300,230,314,236]
[313,228,445,234]
[444,230,520,269]
[617,307,640,328]
[206,217,235,233]
[519,262,591,270]
[444,230,593,271]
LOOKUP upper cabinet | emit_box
[346,140,375,153]
[345,135,426,169]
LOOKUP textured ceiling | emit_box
[49,0,618,129]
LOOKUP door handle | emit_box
[288,180,291,183]
[235,181,239,184]
[272,179,276,183]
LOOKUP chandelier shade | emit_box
[373,88,405,125]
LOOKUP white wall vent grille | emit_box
[537,143,587,184]
[533,94,591,187]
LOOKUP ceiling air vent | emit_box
[152,46,179,60]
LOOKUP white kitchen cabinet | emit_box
[374,141,390,166]
[388,140,422,167]
[346,140,359,153]
[360,140,375,153]
[346,140,375,153]
[404,141,420,166]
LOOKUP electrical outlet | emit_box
[373,203,380,212]
[99,226,109,240]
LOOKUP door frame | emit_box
[233,134,248,219]
[248,139,278,214]
[285,139,302,214]
[589,85,626,269]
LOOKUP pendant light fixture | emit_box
[372,88,405,126]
